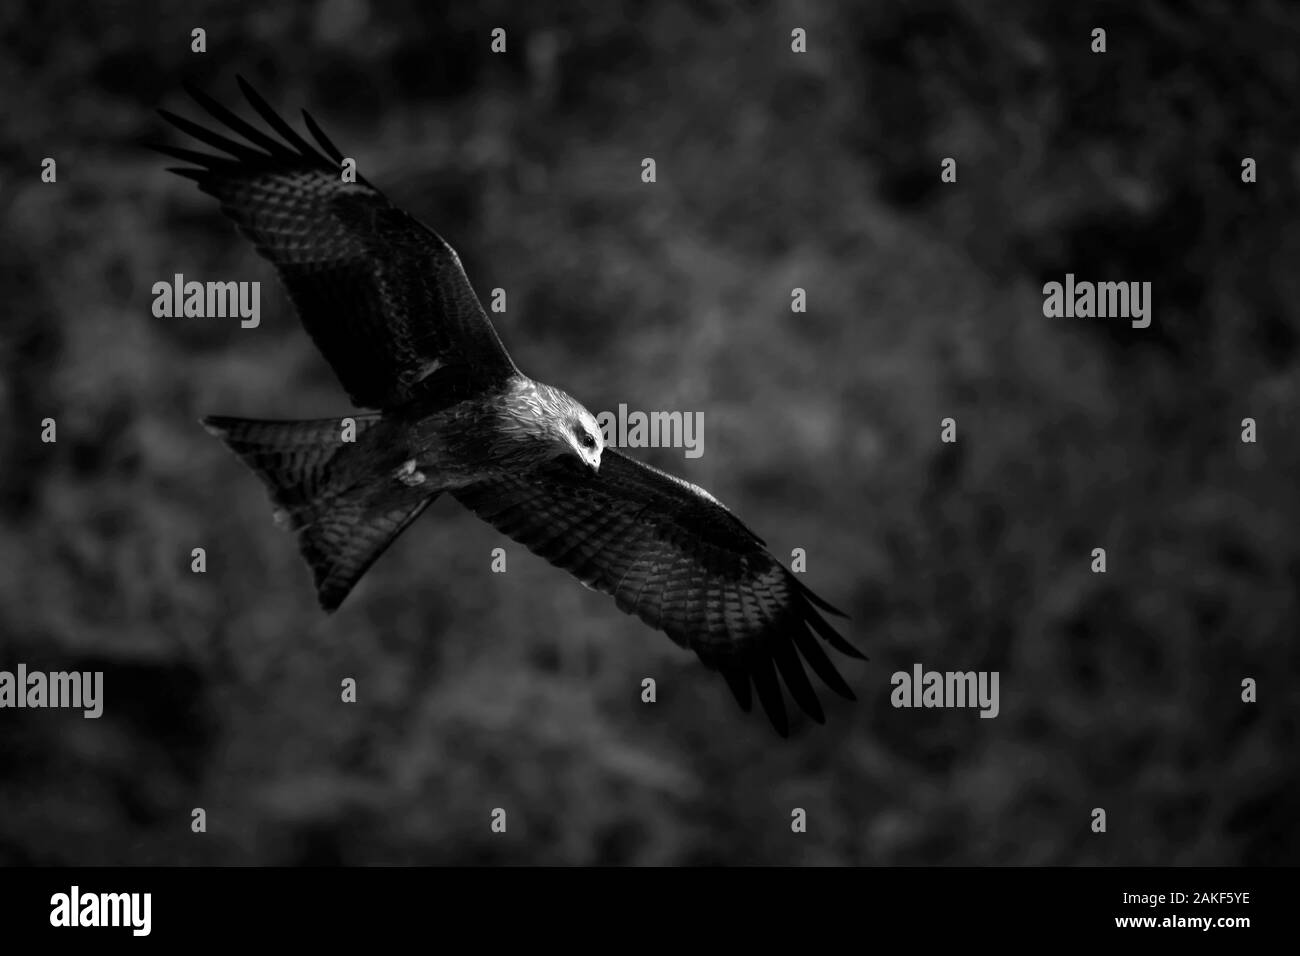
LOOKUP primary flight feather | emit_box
[154,77,864,736]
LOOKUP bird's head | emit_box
[560,404,605,473]
[530,382,604,473]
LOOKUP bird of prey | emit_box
[153,77,864,736]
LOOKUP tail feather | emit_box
[203,414,435,610]
[299,490,437,611]
[202,414,379,527]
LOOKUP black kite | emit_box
[153,78,864,736]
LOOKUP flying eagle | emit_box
[153,78,863,736]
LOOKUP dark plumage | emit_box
[154,78,865,736]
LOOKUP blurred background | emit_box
[1,0,1297,865]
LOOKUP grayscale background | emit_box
[0,0,1297,865]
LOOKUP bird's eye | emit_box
[572,423,596,450]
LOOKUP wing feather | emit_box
[452,450,863,736]
[746,638,789,737]
[153,78,518,409]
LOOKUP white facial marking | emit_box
[571,411,603,471]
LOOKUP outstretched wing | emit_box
[452,450,863,736]
[151,76,517,410]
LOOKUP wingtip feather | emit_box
[796,578,850,619]
[748,653,789,737]
[771,635,825,724]
[302,107,346,163]
[720,667,753,713]
[791,626,857,701]
[237,74,318,158]
[803,598,867,660]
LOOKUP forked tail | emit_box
[202,415,437,610]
